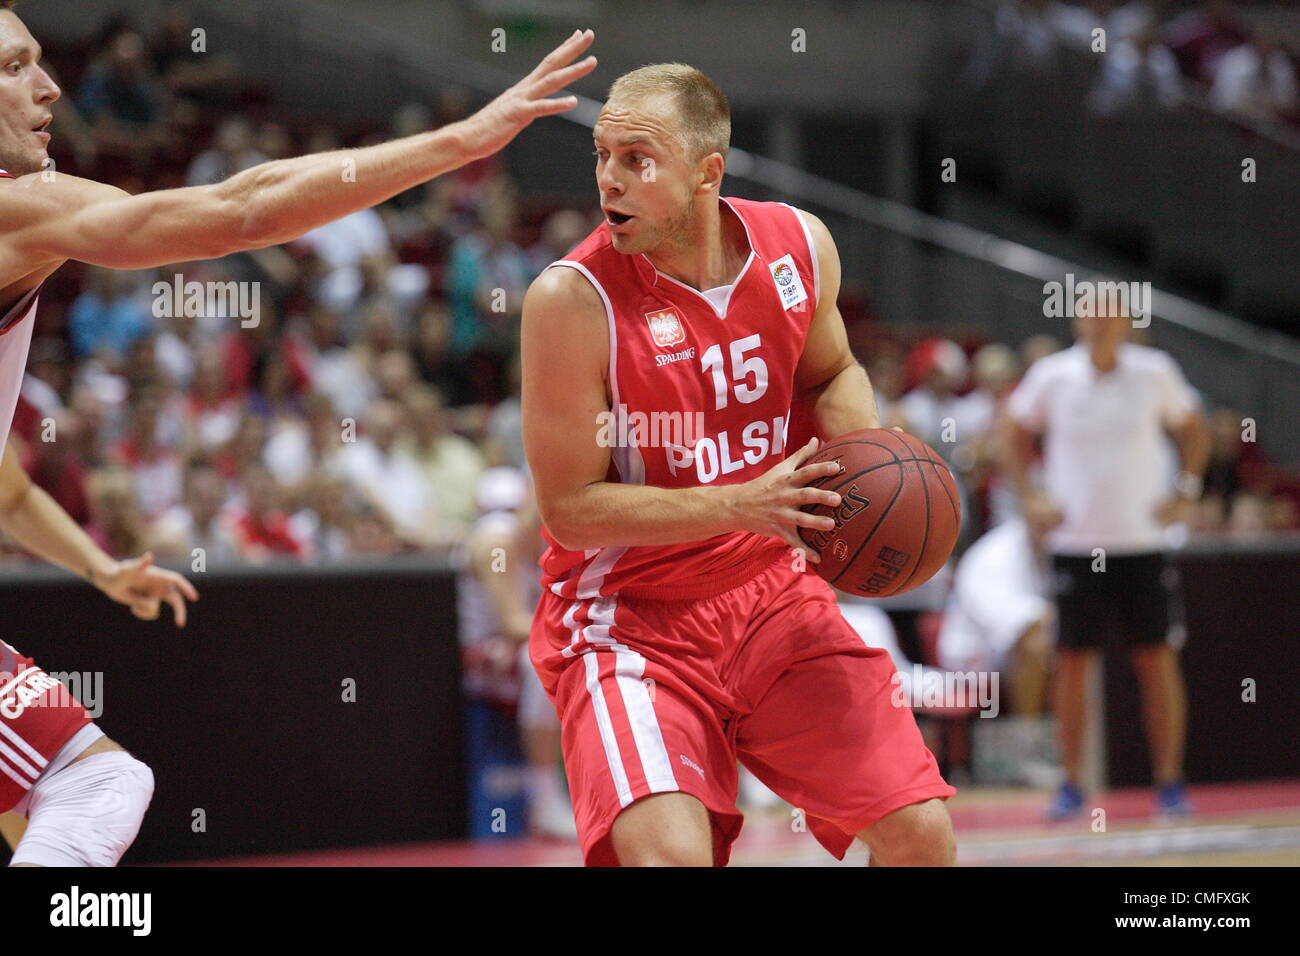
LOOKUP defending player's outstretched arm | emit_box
[0,440,198,626]
[0,31,596,273]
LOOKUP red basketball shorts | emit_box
[530,555,956,866]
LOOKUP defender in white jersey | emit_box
[0,4,598,862]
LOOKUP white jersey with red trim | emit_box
[0,169,42,456]
[537,197,822,602]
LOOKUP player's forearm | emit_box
[0,482,116,586]
[545,482,740,551]
[802,362,879,439]
[1002,418,1037,504]
[1175,413,1211,483]
[221,123,479,250]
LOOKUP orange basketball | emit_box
[798,428,961,597]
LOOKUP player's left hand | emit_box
[96,551,200,627]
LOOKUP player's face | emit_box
[1074,309,1130,348]
[593,96,702,256]
[0,12,59,176]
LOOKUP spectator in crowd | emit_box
[153,305,200,393]
[21,411,92,527]
[1226,490,1268,535]
[956,343,1022,464]
[289,473,353,563]
[184,345,242,455]
[374,349,419,404]
[68,268,151,362]
[1089,27,1185,114]
[12,338,70,446]
[411,302,461,400]
[483,353,525,472]
[77,28,171,152]
[67,385,112,469]
[299,305,376,422]
[149,2,243,109]
[1162,0,1251,88]
[212,413,267,484]
[446,179,533,402]
[1209,31,1298,121]
[227,463,308,562]
[112,387,183,521]
[256,122,294,161]
[866,346,908,430]
[263,391,334,493]
[84,466,149,559]
[336,399,429,547]
[527,208,588,274]
[185,115,268,186]
[898,338,970,453]
[400,386,486,548]
[347,500,406,556]
[149,461,238,565]
[1021,334,1063,368]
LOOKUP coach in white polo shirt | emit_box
[1004,300,1209,821]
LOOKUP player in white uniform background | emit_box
[0,5,597,863]
[1004,299,1210,820]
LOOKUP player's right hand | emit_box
[457,29,597,162]
[729,437,845,563]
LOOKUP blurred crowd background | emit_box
[2,0,1298,574]
[974,0,1297,123]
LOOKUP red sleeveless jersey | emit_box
[538,197,822,601]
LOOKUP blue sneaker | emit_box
[1156,782,1194,818]
[1045,782,1085,821]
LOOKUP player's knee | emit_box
[863,800,955,866]
[615,822,712,867]
[618,839,712,867]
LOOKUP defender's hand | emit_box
[457,29,597,162]
[96,551,200,628]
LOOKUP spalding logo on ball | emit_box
[798,428,961,598]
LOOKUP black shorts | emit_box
[1049,551,1185,651]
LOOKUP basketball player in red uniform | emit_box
[0,3,596,863]
[522,64,956,866]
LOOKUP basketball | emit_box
[798,429,960,598]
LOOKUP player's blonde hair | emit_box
[606,63,730,162]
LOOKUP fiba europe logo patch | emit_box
[769,254,808,310]
[645,307,687,348]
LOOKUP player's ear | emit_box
[698,151,725,193]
